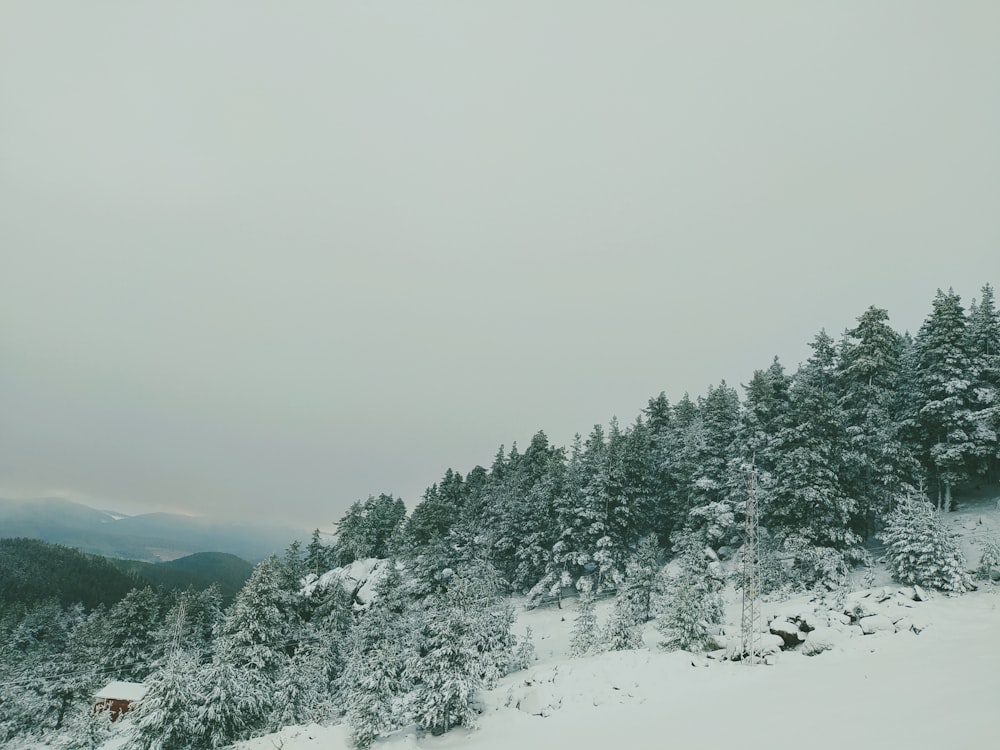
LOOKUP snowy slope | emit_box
[234,584,1000,750]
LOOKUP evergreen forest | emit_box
[1,284,998,749]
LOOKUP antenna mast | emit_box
[740,462,761,665]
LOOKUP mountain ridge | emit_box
[0,496,303,563]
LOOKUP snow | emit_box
[226,585,1000,750]
[93,681,148,702]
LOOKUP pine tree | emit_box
[737,358,792,472]
[605,538,659,651]
[914,288,977,511]
[306,528,333,576]
[193,660,263,749]
[211,554,297,739]
[127,651,198,750]
[340,564,410,748]
[569,578,599,657]
[99,587,166,681]
[341,609,408,748]
[404,471,468,552]
[538,433,588,601]
[839,306,919,538]
[547,427,611,595]
[268,645,330,732]
[655,540,724,653]
[977,539,1000,582]
[768,331,858,552]
[214,556,295,680]
[967,284,1000,481]
[643,392,675,540]
[879,495,972,592]
[472,434,565,592]
[448,561,517,689]
[406,592,480,736]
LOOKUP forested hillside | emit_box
[110,552,254,602]
[324,285,1000,599]
[2,284,998,749]
[0,539,140,614]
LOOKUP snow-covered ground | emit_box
[234,581,999,750]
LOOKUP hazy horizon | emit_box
[3,2,998,528]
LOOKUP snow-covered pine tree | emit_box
[268,643,332,733]
[126,651,198,750]
[214,555,295,681]
[452,561,518,689]
[605,538,659,651]
[685,384,741,541]
[839,306,920,538]
[768,331,859,557]
[914,288,977,511]
[655,538,724,653]
[405,594,480,735]
[339,565,411,748]
[508,627,536,672]
[335,494,409,566]
[967,283,1000,481]
[98,587,166,681]
[736,358,792,475]
[192,659,263,749]
[207,555,297,741]
[878,494,973,592]
[8,602,102,737]
[535,433,587,604]
[402,470,468,554]
[569,577,599,657]
[341,610,408,749]
[306,528,333,576]
[978,538,1000,582]
[63,702,114,750]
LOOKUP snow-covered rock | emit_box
[801,626,846,656]
[859,614,895,634]
[300,558,388,607]
[769,619,805,647]
[517,686,556,716]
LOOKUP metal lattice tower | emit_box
[740,462,761,665]
[169,593,187,658]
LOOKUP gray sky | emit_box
[2,2,998,530]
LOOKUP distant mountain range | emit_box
[0,497,304,563]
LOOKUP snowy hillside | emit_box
[233,496,1000,750]
[233,585,999,750]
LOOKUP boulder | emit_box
[517,687,554,716]
[726,633,784,661]
[913,585,928,602]
[769,619,806,648]
[828,610,852,626]
[761,633,786,654]
[801,626,844,656]
[859,614,895,634]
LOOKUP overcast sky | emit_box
[1,2,998,530]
